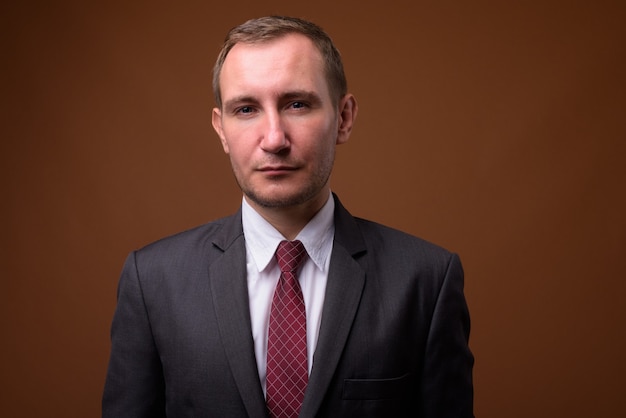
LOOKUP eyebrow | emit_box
[223,95,259,111]
[280,90,323,105]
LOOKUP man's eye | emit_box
[291,102,306,109]
[237,106,253,114]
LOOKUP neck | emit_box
[245,192,330,240]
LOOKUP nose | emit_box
[260,111,288,153]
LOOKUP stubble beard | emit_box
[233,153,335,209]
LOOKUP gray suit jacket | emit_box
[102,195,473,417]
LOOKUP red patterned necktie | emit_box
[266,240,308,418]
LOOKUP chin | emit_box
[245,187,318,209]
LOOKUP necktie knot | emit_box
[276,240,307,274]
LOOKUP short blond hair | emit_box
[212,16,347,108]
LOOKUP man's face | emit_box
[212,34,354,212]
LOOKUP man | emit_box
[103,16,473,418]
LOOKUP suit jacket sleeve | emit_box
[421,253,474,417]
[102,251,166,418]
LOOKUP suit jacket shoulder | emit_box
[136,210,242,261]
[333,198,459,298]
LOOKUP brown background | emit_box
[2,0,625,417]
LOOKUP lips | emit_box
[258,165,297,176]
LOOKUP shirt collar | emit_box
[241,193,335,273]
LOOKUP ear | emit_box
[211,107,229,153]
[336,94,358,145]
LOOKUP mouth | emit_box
[257,165,298,176]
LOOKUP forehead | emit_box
[219,34,329,99]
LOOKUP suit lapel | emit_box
[209,212,268,418]
[300,195,367,418]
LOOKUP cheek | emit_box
[220,124,254,158]
[303,135,338,170]
[226,143,248,166]
[295,116,337,147]
[313,120,339,154]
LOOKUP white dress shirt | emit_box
[241,193,335,395]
